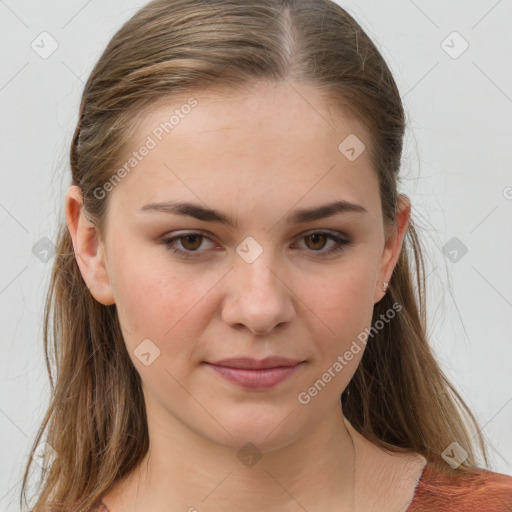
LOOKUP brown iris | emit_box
[180,234,203,251]
[303,233,328,251]
[179,233,330,252]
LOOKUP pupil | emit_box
[184,235,201,249]
[309,234,325,250]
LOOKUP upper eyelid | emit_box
[163,228,348,248]
[164,228,347,240]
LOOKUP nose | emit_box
[221,253,295,336]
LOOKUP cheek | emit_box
[108,247,174,336]
[309,258,377,329]
[111,251,218,353]
[301,259,376,377]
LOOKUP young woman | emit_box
[21,0,512,511]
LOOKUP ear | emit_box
[373,194,411,303]
[65,185,115,306]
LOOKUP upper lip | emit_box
[206,356,304,369]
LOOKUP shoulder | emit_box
[408,463,512,511]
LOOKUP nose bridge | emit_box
[223,236,295,333]
[235,237,282,297]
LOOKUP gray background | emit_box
[1,0,511,509]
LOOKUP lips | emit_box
[204,358,305,389]
[206,356,304,370]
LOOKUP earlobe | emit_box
[65,185,115,306]
[374,195,411,303]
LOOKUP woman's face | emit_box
[68,80,409,452]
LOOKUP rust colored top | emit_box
[92,464,512,511]
[407,463,512,511]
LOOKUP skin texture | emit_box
[66,80,424,511]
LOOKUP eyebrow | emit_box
[139,199,367,228]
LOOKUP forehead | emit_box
[108,81,379,218]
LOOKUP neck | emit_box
[107,399,357,512]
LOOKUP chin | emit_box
[203,408,304,453]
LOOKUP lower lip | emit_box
[205,363,304,389]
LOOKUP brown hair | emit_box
[21,0,489,510]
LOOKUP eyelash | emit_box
[161,230,351,259]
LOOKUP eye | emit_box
[160,230,351,259]
[292,231,351,257]
[161,231,215,258]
